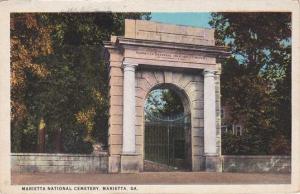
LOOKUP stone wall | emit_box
[11,153,108,173]
[11,153,290,173]
[222,155,291,173]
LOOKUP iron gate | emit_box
[144,112,191,170]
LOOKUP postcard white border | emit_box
[0,0,299,193]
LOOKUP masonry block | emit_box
[136,106,144,117]
[192,109,203,119]
[121,154,140,173]
[109,52,123,62]
[109,155,120,173]
[109,76,123,86]
[192,156,206,171]
[192,100,204,109]
[178,76,192,89]
[192,145,204,156]
[142,71,158,87]
[110,105,123,116]
[110,67,123,77]
[110,86,123,95]
[109,115,122,125]
[172,72,183,85]
[154,71,164,83]
[205,155,222,172]
[110,95,123,106]
[193,136,204,146]
[193,118,204,128]
[137,78,151,92]
[164,71,173,83]
[110,145,122,155]
[109,124,122,135]
[135,97,145,108]
[110,134,122,145]
[193,127,204,137]
[135,88,147,100]
[136,135,143,145]
[135,125,143,136]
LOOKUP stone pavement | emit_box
[12,172,290,185]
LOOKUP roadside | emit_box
[12,172,291,185]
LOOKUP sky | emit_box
[150,13,244,63]
[150,12,212,29]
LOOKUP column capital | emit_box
[203,69,217,77]
[122,61,138,70]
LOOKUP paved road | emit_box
[12,172,291,185]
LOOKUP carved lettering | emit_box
[135,50,214,64]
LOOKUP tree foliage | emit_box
[11,12,291,155]
[145,88,184,119]
[11,13,53,152]
[11,13,150,153]
[210,13,291,155]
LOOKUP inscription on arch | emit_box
[125,48,216,65]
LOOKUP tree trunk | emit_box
[37,118,46,153]
[54,128,62,153]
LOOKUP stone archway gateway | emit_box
[144,84,191,171]
[104,19,230,173]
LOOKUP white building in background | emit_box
[221,105,245,136]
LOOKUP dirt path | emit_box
[12,172,291,185]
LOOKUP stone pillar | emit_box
[120,61,139,173]
[122,62,136,154]
[203,69,221,172]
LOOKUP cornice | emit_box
[117,37,231,58]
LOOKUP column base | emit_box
[108,155,121,173]
[192,156,206,171]
[120,153,140,173]
[205,155,222,172]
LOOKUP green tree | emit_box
[11,13,53,152]
[209,13,291,155]
[11,13,150,153]
[160,89,184,116]
[145,88,184,119]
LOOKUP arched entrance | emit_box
[104,19,229,173]
[143,84,192,171]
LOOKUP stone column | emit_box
[121,61,139,173]
[203,69,221,172]
[204,70,217,155]
[122,62,136,154]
